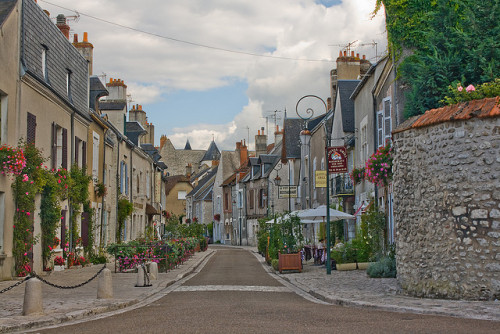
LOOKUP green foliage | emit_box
[367,256,397,278]
[375,0,500,117]
[68,165,92,253]
[89,253,108,264]
[39,171,62,268]
[257,219,269,255]
[271,259,279,271]
[360,202,386,258]
[207,221,214,238]
[199,237,208,251]
[442,79,500,105]
[117,198,134,243]
[264,213,304,260]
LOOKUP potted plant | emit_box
[54,256,65,271]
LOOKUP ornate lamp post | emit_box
[296,95,332,274]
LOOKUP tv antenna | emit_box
[329,40,358,55]
[359,41,379,61]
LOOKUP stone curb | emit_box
[0,249,215,334]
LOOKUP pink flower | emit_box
[457,85,463,92]
[25,192,29,195]
[466,84,475,92]
[26,212,30,216]
[22,174,29,182]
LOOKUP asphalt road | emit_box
[34,247,499,334]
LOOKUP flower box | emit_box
[336,262,374,271]
[53,265,65,272]
[278,252,302,273]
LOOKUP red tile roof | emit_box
[412,97,500,129]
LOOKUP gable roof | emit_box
[0,0,16,28]
[284,118,307,159]
[165,175,191,196]
[187,166,218,197]
[337,80,360,133]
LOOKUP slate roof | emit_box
[394,97,500,134]
[141,143,162,162]
[0,0,16,28]
[283,118,307,159]
[99,101,127,110]
[21,0,90,120]
[89,76,108,111]
[201,140,220,161]
[184,139,192,150]
[187,166,218,197]
[337,80,360,133]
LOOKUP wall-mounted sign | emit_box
[315,170,327,188]
[278,185,298,198]
[327,146,347,173]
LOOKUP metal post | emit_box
[325,144,331,275]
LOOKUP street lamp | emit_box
[296,95,332,275]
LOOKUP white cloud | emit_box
[42,0,386,151]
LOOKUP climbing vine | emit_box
[375,0,500,117]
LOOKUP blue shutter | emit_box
[120,161,124,193]
[125,163,129,195]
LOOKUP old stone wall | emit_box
[393,117,500,300]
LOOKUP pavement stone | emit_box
[0,249,215,333]
[0,245,499,333]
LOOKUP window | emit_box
[66,69,72,102]
[238,191,243,209]
[120,161,129,195]
[146,171,150,198]
[178,190,186,200]
[0,92,7,144]
[217,196,221,212]
[27,112,36,145]
[249,190,254,209]
[75,137,80,166]
[258,189,266,208]
[377,97,392,147]
[92,132,99,180]
[51,123,67,170]
[224,192,229,211]
[360,116,368,163]
[41,45,48,81]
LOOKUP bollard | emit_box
[136,265,145,287]
[97,268,113,299]
[149,262,158,280]
[23,278,43,316]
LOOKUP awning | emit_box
[146,203,159,215]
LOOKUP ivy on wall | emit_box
[375,0,500,117]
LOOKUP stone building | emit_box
[393,97,500,300]
[159,136,206,176]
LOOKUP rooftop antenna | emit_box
[126,93,134,111]
[329,40,358,55]
[360,41,379,62]
[245,126,250,146]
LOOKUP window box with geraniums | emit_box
[95,182,107,197]
[365,142,393,187]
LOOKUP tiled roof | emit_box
[89,76,108,111]
[394,97,500,134]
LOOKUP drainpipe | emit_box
[99,128,108,249]
[116,137,120,243]
[372,92,379,208]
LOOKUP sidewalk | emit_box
[264,254,500,322]
[0,249,215,333]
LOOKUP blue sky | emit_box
[40,0,386,150]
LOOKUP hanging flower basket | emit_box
[350,167,365,185]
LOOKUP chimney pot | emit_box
[363,55,366,60]
[83,32,88,42]
[351,51,354,57]
[73,34,78,43]
[356,53,359,58]
[343,51,346,56]
[339,51,342,57]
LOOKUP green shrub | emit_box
[89,254,107,264]
[199,237,208,251]
[271,259,279,272]
[367,256,397,278]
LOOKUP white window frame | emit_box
[92,132,99,180]
[178,190,187,200]
[377,97,392,147]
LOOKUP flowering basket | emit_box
[365,142,393,187]
[214,214,221,221]
[350,167,365,185]
[54,256,65,266]
[0,145,26,176]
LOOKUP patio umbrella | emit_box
[297,205,354,222]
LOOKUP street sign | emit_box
[327,146,347,173]
[278,185,298,198]
[315,170,326,188]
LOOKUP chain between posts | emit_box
[0,276,31,294]
[31,264,107,290]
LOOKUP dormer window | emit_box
[41,45,48,81]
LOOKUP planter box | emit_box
[53,265,65,272]
[336,262,374,271]
[278,252,302,273]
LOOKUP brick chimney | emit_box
[73,32,94,75]
[274,125,283,146]
[106,78,128,101]
[160,135,167,149]
[236,140,248,166]
[56,14,70,40]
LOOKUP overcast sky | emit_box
[39,0,387,151]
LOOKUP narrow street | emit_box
[34,247,498,334]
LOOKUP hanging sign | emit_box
[315,170,327,188]
[278,185,298,198]
[327,147,347,173]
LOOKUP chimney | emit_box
[255,127,267,157]
[106,78,128,101]
[186,163,192,178]
[327,97,332,111]
[73,32,94,75]
[274,125,283,146]
[56,14,70,40]
[160,135,167,149]
[238,140,248,166]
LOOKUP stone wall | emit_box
[393,116,500,300]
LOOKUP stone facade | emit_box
[393,112,500,300]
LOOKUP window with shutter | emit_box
[125,163,129,195]
[249,190,254,209]
[82,141,87,169]
[75,137,80,166]
[377,111,384,148]
[62,128,68,170]
[120,161,124,194]
[384,98,392,143]
[27,113,36,145]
